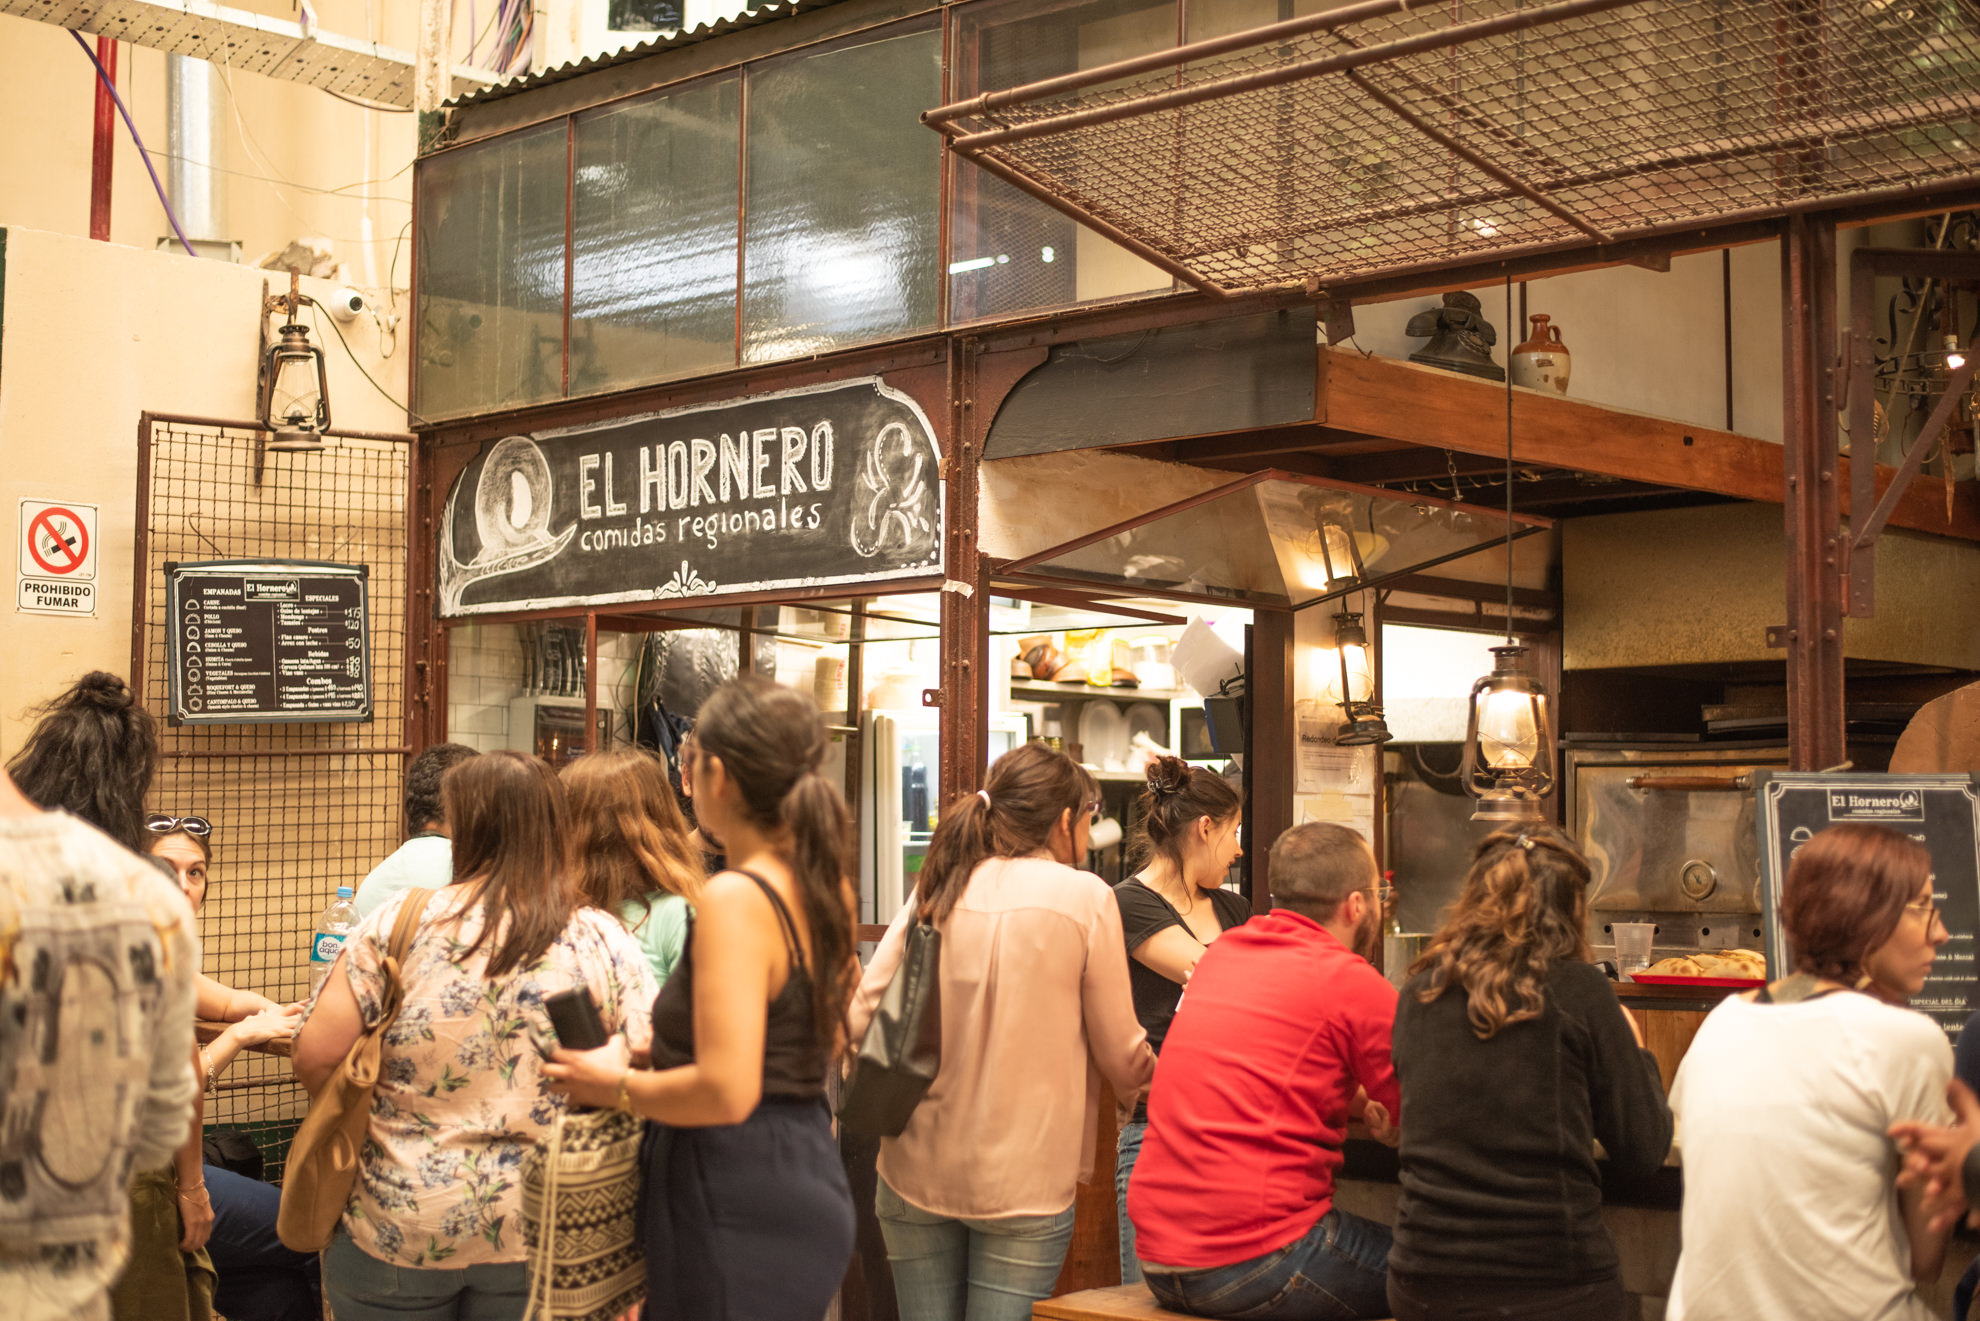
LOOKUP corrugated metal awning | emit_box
[923,0,1980,298]
[5,0,498,106]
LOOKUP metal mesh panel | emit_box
[137,419,411,1180]
[932,0,1980,293]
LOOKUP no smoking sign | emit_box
[18,500,98,616]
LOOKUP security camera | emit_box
[328,287,366,323]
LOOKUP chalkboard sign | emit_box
[437,377,943,617]
[1756,771,1980,1038]
[164,561,372,725]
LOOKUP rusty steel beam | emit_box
[1246,611,1296,905]
[1780,214,1845,772]
[938,340,987,802]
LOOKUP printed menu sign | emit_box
[1756,772,1980,1039]
[164,561,371,725]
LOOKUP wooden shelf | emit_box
[1009,681,1191,704]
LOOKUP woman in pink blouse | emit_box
[293,751,657,1321]
[850,742,1155,1321]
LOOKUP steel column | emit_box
[1246,611,1296,907]
[938,340,986,802]
[89,37,117,242]
[1780,214,1845,771]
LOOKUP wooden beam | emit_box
[1319,348,1980,540]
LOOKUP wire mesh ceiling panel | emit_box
[926,0,1980,295]
[135,418,411,1181]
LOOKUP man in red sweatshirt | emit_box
[1126,822,1399,1320]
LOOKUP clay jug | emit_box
[1510,314,1571,394]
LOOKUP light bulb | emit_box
[1478,687,1538,769]
[1946,334,1967,372]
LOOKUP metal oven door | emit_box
[1569,747,1784,951]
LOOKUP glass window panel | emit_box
[742,23,942,363]
[949,0,1177,323]
[414,123,568,421]
[572,77,741,394]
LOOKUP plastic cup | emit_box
[1612,923,1655,981]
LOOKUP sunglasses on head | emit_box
[146,814,212,838]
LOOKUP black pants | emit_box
[1387,1271,1630,1321]
[641,1095,856,1321]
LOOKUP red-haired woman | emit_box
[1667,822,1951,1321]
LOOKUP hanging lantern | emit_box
[1332,611,1392,746]
[260,321,331,451]
[1314,517,1365,587]
[1460,643,1553,821]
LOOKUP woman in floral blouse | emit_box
[293,750,657,1320]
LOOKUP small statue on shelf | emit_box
[1405,291,1505,381]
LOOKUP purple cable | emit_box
[71,30,199,258]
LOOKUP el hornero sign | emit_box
[439,379,943,616]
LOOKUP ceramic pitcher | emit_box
[1510,314,1571,394]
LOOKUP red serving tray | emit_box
[1628,972,1767,988]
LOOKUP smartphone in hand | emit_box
[544,986,610,1051]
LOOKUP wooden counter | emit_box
[1617,981,1743,1092]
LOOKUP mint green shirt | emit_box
[354,834,453,921]
[618,891,691,986]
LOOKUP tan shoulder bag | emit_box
[277,887,436,1252]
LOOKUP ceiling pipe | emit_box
[166,55,231,256]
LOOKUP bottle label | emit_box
[311,931,346,966]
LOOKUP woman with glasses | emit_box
[1668,823,1952,1321]
[1387,827,1671,1321]
[147,815,319,1321]
[849,741,1155,1321]
[1111,756,1248,1284]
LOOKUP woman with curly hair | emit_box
[1387,827,1671,1321]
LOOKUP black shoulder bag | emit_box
[839,917,942,1138]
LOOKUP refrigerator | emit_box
[860,709,1028,925]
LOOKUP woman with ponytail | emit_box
[849,741,1155,1321]
[544,676,857,1321]
[1386,827,1671,1321]
[1111,755,1248,1283]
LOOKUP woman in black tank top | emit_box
[546,677,857,1321]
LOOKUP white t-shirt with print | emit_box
[1668,991,1952,1321]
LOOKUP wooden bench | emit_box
[1033,1284,1185,1319]
[1033,1283,1396,1320]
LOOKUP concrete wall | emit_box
[0,224,408,750]
[0,3,430,291]
[1563,502,1980,672]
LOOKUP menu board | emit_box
[164,561,371,725]
[1756,771,1980,1039]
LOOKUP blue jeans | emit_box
[875,1177,1076,1321]
[1142,1207,1392,1321]
[206,1164,320,1321]
[323,1230,530,1321]
[1116,1119,1147,1286]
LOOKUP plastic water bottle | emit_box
[309,886,359,996]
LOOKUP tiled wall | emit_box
[446,623,642,752]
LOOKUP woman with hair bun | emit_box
[1387,826,1670,1321]
[1111,754,1248,1283]
[851,741,1154,1321]
[5,670,157,852]
[546,677,857,1321]
[1666,822,1951,1321]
